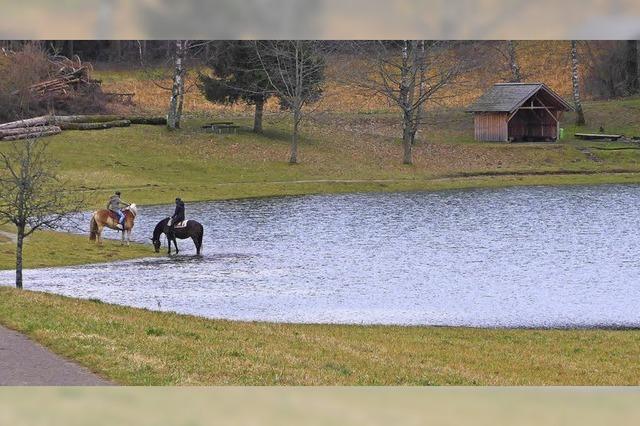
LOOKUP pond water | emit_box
[2,185,640,328]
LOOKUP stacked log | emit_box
[0,115,166,141]
[129,116,167,125]
[1,128,62,141]
[0,115,51,130]
[0,125,61,137]
[10,56,96,98]
[58,120,131,130]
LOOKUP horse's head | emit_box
[126,204,138,217]
[151,237,161,253]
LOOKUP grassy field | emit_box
[0,225,156,270]
[0,287,638,385]
[5,98,640,210]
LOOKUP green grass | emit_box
[6,99,640,209]
[0,287,638,385]
[0,225,156,270]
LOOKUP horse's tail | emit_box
[89,214,98,241]
[197,224,204,252]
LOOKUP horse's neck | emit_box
[153,219,168,238]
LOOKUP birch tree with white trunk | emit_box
[167,40,188,130]
[571,40,586,126]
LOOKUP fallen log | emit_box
[58,120,131,130]
[52,114,126,124]
[128,116,167,125]
[0,116,52,130]
[1,128,61,141]
[0,125,61,137]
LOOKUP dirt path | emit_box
[0,325,111,385]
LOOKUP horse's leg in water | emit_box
[166,234,171,254]
[126,229,131,246]
[191,235,200,255]
[173,237,179,254]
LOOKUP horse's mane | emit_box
[152,217,170,240]
[127,204,138,217]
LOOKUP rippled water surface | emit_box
[2,185,640,327]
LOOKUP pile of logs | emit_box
[0,115,167,141]
[11,56,99,97]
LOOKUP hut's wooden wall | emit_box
[473,112,508,141]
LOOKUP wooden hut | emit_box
[467,83,573,142]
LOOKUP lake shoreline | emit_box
[4,171,640,272]
[1,287,638,385]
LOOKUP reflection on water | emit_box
[2,185,640,327]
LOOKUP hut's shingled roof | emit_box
[466,83,573,113]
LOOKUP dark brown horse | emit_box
[151,217,204,255]
[89,204,138,245]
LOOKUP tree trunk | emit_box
[0,115,52,129]
[52,114,124,124]
[253,98,264,133]
[15,226,24,289]
[402,111,413,165]
[128,116,167,125]
[289,108,300,164]
[58,120,130,130]
[400,40,414,165]
[141,40,147,62]
[111,40,122,62]
[167,40,186,130]
[0,125,60,137]
[411,40,426,145]
[507,40,522,83]
[571,41,586,126]
[66,40,74,58]
[626,40,639,95]
[2,129,61,141]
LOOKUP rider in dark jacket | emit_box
[168,197,185,236]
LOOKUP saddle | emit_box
[107,210,129,221]
[168,219,189,228]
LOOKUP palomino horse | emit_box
[89,204,138,246]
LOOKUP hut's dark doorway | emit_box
[508,108,559,142]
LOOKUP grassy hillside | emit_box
[9,96,639,209]
[1,287,639,385]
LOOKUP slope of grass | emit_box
[0,287,638,385]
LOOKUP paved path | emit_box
[0,326,111,385]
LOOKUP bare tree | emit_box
[167,40,189,130]
[255,40,325,164]
[351,41,469,164]
[0,138,83,288]
[571,40,586,126]
[506,40,522,83]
